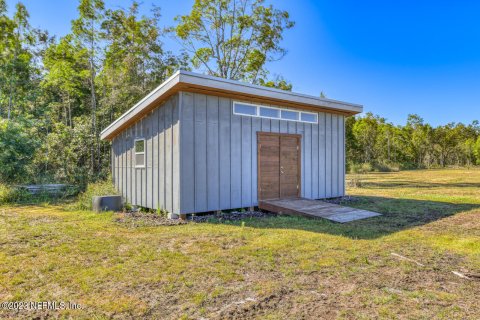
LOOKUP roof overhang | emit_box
[100,70,363,141]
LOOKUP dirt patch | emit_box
[217,288,293,319]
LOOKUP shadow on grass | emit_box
[358,181,480,189]
[206,196,480,240]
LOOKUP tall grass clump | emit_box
[0,184,31,204]
[349,162,373,174]
[349,161,400,174]
[0,184,75,205]
[69,180,118,211]
[373,161,400,172]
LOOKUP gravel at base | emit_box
[190,210,276,223]
[115,210,276,227]
[115,198,361,227]
[115,212,188,227]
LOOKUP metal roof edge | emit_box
[101,70,363,140]
[177,70,363,110]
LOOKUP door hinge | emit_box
[297,184,299,190]
[297,146,299,150]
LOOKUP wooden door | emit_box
[258,132,301,200]
[279,135,301,198]
[258,133,281,200]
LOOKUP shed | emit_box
[100,70,363,218]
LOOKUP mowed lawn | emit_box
[1,169,480,319]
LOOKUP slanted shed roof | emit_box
[100,70,363,141]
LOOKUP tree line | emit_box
[0,0,293,184]
[347,113,480,171]
[0,0,478,186]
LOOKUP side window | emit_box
[259,107,280,119]
[281,110,299,121]
[233,102,257,116]
[135,139,145,168]
[300,112,318,123]
[232,101,318,124]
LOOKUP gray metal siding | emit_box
[338,116,344,195]
[152,107,159,210]
[111,94,180,214]
[325,114,332,198]
[332,114,339,197]
[206,95,220,211]
[172,97,181,213]
[127,127,133,204]
[178,91,346,214]
[230,107,242,208]
[219,97,232,209]
[111,91,346,214]
[158,106,166,211]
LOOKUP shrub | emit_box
[32,119,110,185]
[69,180,118,211]
[399,162,418,170]
[0,184,79,205]
[0,184,31,204]
[349,161,401,173]
[0,120,39,183]
[373,162,400,172]
[349,162,373,174]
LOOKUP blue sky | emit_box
[6,0,480,126]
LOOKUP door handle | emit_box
[280,166,284,174]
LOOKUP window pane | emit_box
[301,113,317,123]
[259,107,279,118]
[135,153,145,167]
[135,140,145,153]
[281,110,299,121]
[234,103,257,116]
[135,140,145,152]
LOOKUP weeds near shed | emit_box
[124,202,132,212]
[156,206,168,217]
[68,180,117,211]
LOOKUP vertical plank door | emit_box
[280,135,301,198]
[258,132,301,201]
[258,133,281,200]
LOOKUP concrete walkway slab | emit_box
[259,198,381,223]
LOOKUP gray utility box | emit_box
[92,195,123,212]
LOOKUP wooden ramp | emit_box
[259,198,381,223]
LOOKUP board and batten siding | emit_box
[111,94,180,214]
[179,91,346,214]
[112,91,346,215]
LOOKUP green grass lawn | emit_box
[1,169,479,319]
